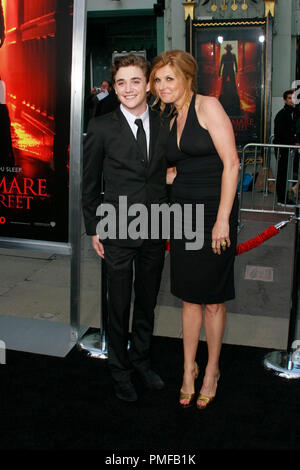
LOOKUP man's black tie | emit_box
[135,118,148,162]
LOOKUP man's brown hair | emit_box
[283,89,294,100]
[111,54,151,85]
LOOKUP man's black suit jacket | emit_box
[82,106,169,246]
[95,89,120,117]
[274,104,297,145]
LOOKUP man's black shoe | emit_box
[286,199,296,206]
[138,369,165,390]
[277,199,295,207]
[114,380,138,402]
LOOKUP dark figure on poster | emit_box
[0,0,5,48]
[219,44,241,116]
[0,77,15,167]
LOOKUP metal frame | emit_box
[238,143,300,225]
[69,0,87,342]
[264,13,273,143]
[188,17,269,148]
[0,0,87,344]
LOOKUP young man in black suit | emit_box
[82,55,169,402]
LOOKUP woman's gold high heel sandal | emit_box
[179,362,199,408]
[196,394,214,410]
[196,373,220,410]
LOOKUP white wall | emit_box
[87,0,155,11]
[164,0,185,51]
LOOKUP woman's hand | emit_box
[166,166,177,185]
[91,235,105,259]
[211,219,231,255]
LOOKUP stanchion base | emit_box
[264,350,300,379]
[78,332,131,360]
[78,331,108,359]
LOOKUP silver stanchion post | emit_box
[78,183,109,359]
[78,257,108,359]
[264,204,300,378]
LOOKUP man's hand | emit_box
[92,235,105,259]
[91,86,100,95]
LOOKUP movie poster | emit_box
[193,19,266,148]
[0,0,73,242]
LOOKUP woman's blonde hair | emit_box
[149,50,198,113]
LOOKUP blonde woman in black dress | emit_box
[150,50,239,409]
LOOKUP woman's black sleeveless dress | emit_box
[167,93,238,304]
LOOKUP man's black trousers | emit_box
[103,240,165,384]
[276,149,289,203]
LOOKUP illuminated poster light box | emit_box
[0,0,73,242]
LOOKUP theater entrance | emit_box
[85,11,159,97]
